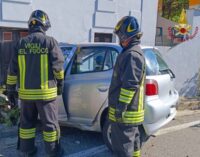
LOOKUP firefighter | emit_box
[108,16,146,157]
[6,10,64,157]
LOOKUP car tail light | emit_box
[145,79,158,96]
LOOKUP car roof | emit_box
[59,42,155,50]
[59,42,76,47]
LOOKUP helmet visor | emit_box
[115,29,127,43]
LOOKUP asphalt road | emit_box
[142,112,200,157]
[0,110,200,157]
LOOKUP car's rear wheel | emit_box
[102,118,113,151]
[102,119,150,150]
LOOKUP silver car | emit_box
[57,43,179,149]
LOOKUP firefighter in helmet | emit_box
[108,16,146,157]
[6,10,64,157]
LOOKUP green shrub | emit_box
[0,94,20,126]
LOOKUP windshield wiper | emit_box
[160,69,175,79]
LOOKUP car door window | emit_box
[60,46,75,70]
[71,47,107,74]
[111,50,119,66]
[103,52,112,70]
[60,47,73,60]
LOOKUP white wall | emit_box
[193,16,200,38]
[117,0,142,21]
[141,0,158,46]
[157,15,177,40]
[32,0,95,43]
[32,0,144,43]
[158,35,200,97]
[0,0,158,46]
[187,9,200,35]
[0,0,32,28]
[157,10,200,97]
[0,0,2,23]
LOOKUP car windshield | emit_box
[143,48,169,76]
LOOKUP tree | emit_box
[161,0,189,22]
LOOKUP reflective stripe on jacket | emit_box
[108,44,146,125]
[7,32,64,101]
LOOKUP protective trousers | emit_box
[19,99,60,156]
[111,123,141,157]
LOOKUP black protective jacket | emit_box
[6,31,64,101]
[108,44,146,125]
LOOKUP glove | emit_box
[7,91,18,108]
[57,80,64,95]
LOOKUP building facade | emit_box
[0,0,158,45]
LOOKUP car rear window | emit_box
[143,49,169,76]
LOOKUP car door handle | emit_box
[97,86,109,92]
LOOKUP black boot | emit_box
[20,147,37,157]
[56,147,64,157]
[46,141,65,157]
[46,147,64,157]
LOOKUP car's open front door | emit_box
[62,46,117,125]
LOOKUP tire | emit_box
[102,118,113,151]
[102,120,150,150]
[138,125,150,147]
